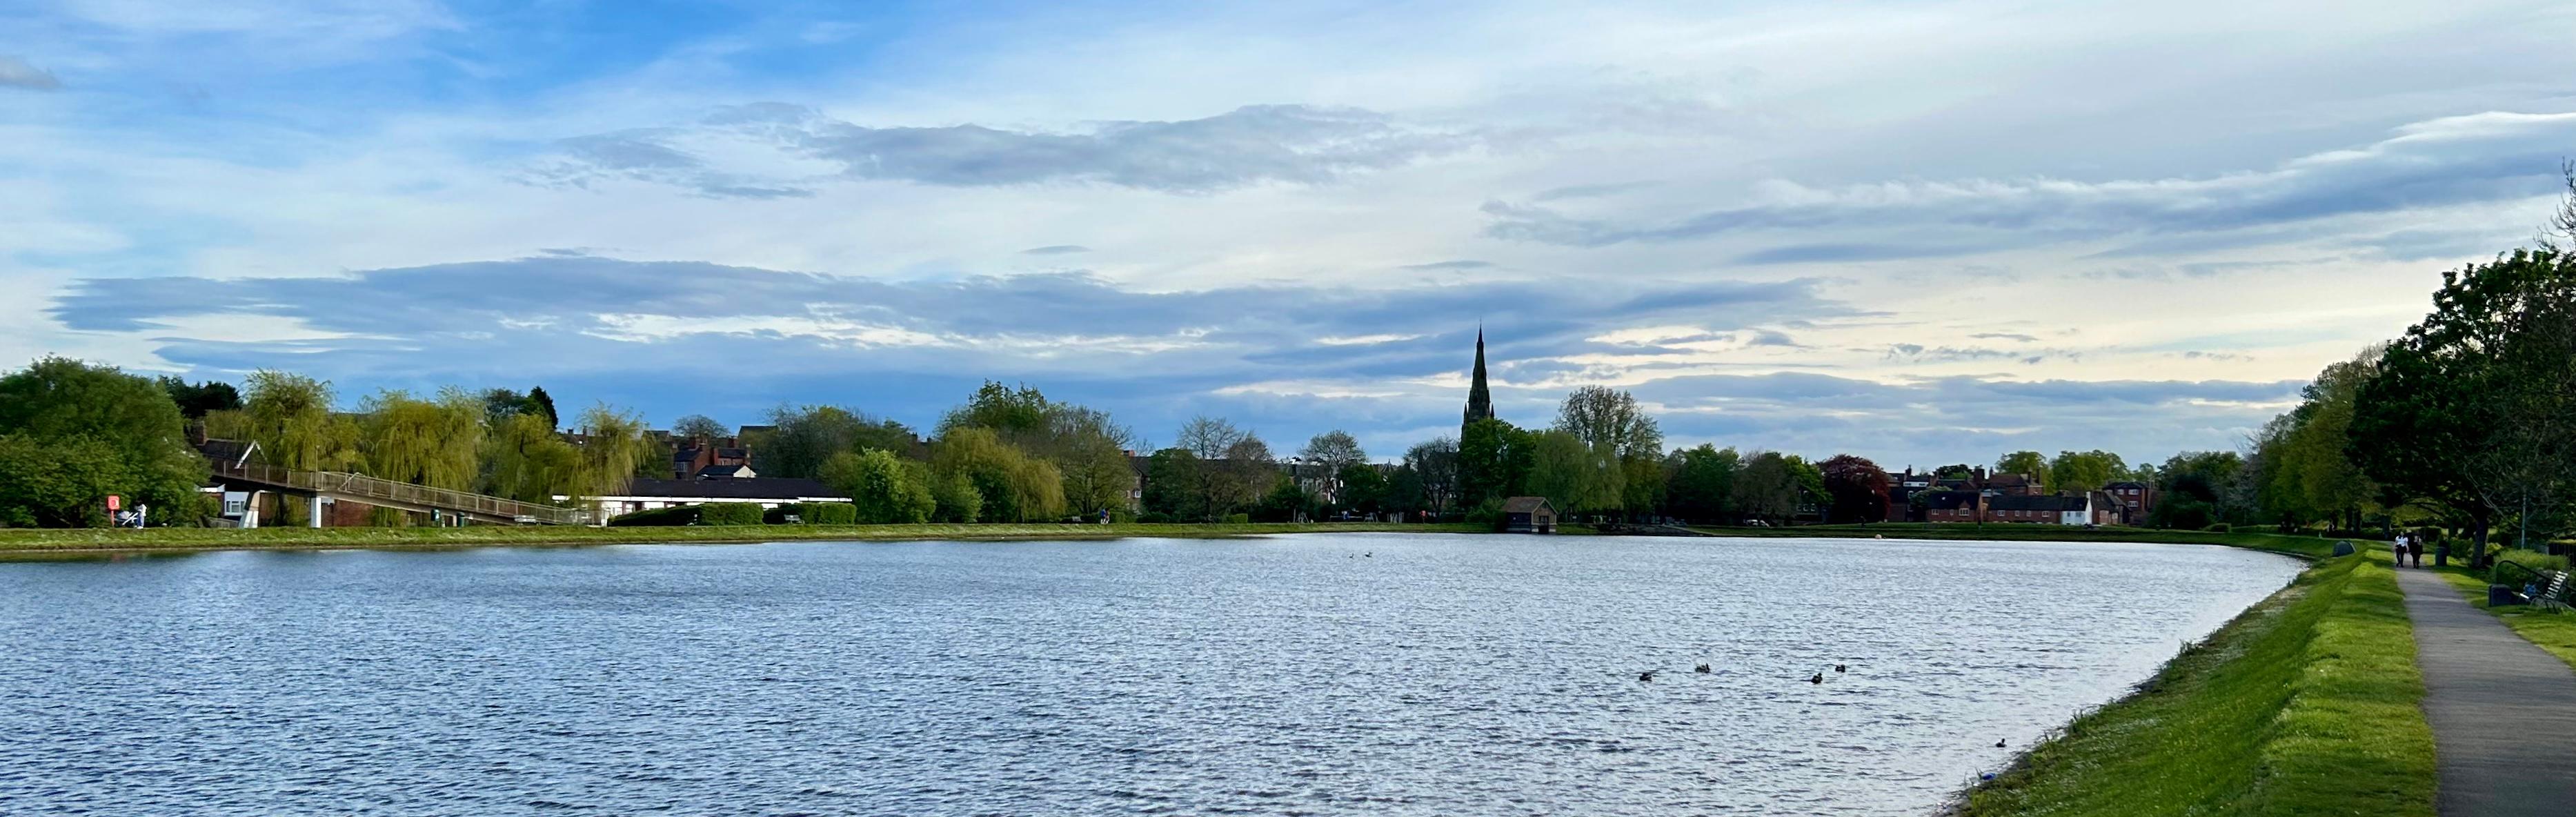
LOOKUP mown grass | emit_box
[1694,522,2352,559]
[0,522,1487,553]
[1950,555,2435,816]
[2430,566,2576,672]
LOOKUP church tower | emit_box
[1463,328,1494,429]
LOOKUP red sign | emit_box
[106,495,121,511]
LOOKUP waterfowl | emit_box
[1834,665,1847,673]
[1639,671,1656,682]
[1808,673,1824,685]
[1694,663,1712,674]
[1994,738,2007,748]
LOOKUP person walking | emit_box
[2411,537,2425,568]
[2395,534,2412,568]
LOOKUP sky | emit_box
[7,0,2576,468]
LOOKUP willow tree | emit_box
[359,388,486,491]
[482,411,578,504]
[243,370,357,471]
[932,426,1065,522]
[569,404,653,502]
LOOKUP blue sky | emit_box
[7,0,2576,466]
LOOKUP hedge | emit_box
[698,503,765,526]
[606,505,700,527]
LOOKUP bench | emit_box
[2517,570,2571,613]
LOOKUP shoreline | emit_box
[0,522,1493,555]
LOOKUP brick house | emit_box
[2104,481,2156,522]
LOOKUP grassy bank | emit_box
[2430,567,2576,671]
[1951,554,2435,816]
[1694,522,2353,559]
[0,522,1487,553]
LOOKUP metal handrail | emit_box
[210,461,583,524]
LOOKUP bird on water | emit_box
[1639,671,1656,682]
[1834,665,1847,673]
[1694,662,1712,674]
[1994,738,2008,748]
[1808,673,1824,685]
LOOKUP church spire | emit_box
[1464,327,1494,428]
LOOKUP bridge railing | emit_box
[211,461,586,525]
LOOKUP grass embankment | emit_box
[2430,567,2576,671]
[1695,522,2350,559]
[0,522,1487,553]
[1951,554,2434,816]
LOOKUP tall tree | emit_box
[0,357,208,524]
[525,386,558,429]
[568,404,652,502]
[359,388,486,491]
[1996,451,2050,484]
[2352,248,2576,564]
[1732,451,1800,525]
[1663,444,1738,524]
[821,449,935,524]
[1554,386,1663,460]
[761,405,914,479]
[1403,437,1460,518]
[2048,450,2127,495]
[1524,429,1622,515]
[241,370,359,472]
[157,376,242,420]
[1819,454,1892,523]
[671,414,728,440]
[1458,417,1534,508]
[1141,449,1207,520]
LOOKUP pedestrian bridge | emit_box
[210,460,586,526]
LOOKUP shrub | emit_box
[1136,511,1173,524]
[2203,522,2233,533]
[607,505,700,527]
[2494,549,2572,581]
[1225,513,1251,525]
[697,503,765,526]
[1465,497,1506,531]
[802,502,857,525]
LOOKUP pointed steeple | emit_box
[1464,327,1494,428]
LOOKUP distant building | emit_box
[1500,496,1556,533]
[2105,481,2156,521]
[1988,493,2094,525]
[1923,491,1985,523]
[672,436,752,480]
[570,475,847,519]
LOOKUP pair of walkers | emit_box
[2394,533,2426,568]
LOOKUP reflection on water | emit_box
[0,533,2298,815]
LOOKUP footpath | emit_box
[2395,566,2576,816]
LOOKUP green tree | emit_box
[0,435,132,527]
[822,449,936,524]
[671,414,728,440]
[2048,450,2127,495]
[359,388,486,491]
[244,370,357,471]
[1458,417,1535,507]
[942,381,1054,446]
[1663,444,1738,524]
[481,411,579,503]
[922,461,982,522]
[1141,448,1206,520]
[1996,451,2050,485]
[0,357,210,521]
[526,386,558,428]
[1404,437,1460,518]
[568,404,653,503]
[158,376,241,419]
[1732,451,1799,525]
[759,405,916,478]
[2352,248,2576,563]
[1336,462,1389,516]
[1525,429,1621,515]
[932,426,1066,522]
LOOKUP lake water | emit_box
[0,533,2300,816]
